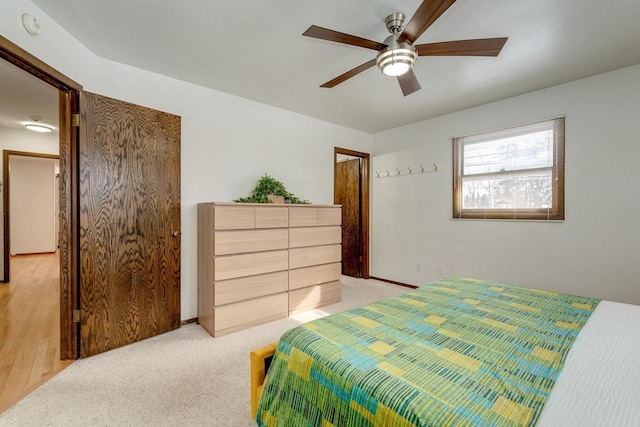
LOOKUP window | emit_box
[453,117,565,220]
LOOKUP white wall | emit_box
[1,0,372,319]
[372,65,640,305]
[0,127,59,155]
[9,155,57,254]
[0,126,59,279]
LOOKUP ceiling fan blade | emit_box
[320,59,377,88]
[416,38,508,56]
[398,0,457,44]
[397,69,421,96]
[303,25,386,51]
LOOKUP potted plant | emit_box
[234,174,310,204]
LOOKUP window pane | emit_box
[463,130,554,175]
[453,117,564,220]
[462,170,552,209]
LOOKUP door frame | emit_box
[3,150,60,275]
[0,36,82,360]
[334,147,370,279]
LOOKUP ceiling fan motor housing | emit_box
[385,12,406,34]
[376,12,417,76]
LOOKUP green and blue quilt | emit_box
[257,277,599,426]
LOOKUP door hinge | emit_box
[72,114,80,127]
[73,309,80,323]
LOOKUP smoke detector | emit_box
[21,13,42,36]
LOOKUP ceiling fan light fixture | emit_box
[376,42,417,77]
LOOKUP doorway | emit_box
[1,35,83,361]
[334,147,370,278]
[3,151,60,277]
[0,42,72,411]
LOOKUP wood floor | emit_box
[0,252,73,413]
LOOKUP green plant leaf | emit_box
[234,174,310,204]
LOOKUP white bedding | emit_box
[537,300,640,426]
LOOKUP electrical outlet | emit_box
[416,263,422,272]
[437,265,444,276]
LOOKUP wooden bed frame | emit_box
[249,342,278,419]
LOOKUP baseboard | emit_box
[11,251,57,257]
[369,276,418,289]
[181,318,198,325]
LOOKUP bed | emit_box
[251,277,640,426]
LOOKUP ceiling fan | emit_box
[302,0,508,96]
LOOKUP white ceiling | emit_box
[10,0,640,133]
[0,59,59,133]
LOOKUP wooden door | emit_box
[335,158,361,277]
[79,92,181,357]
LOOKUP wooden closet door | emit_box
[79,91,181,357]
[335,158,361,277]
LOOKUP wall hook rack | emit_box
[375,163,442,178]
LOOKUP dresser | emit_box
[198,202,342,337]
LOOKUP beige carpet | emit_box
[0,277,408,426]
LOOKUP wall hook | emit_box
[374,163,442,178]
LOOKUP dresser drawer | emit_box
[289,226,341,248]
[215,250,288,281]
[255,207,288,228]
[215,271,288,305]
[289,263,341,290]
[215,229,288,255]
[317,208,341,226]
[288,207,317,227]
[289,244,341,269]
[289,281,341,316]
[215,206,254,230]
[214,292,288,337]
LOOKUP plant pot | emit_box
[267,195,285,204]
